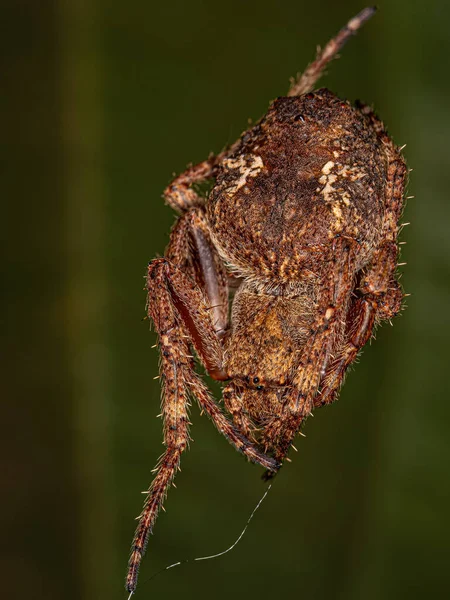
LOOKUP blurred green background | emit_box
[4,1,450,599]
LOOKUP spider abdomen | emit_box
[208,90,388,281]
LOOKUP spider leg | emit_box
[166,208,229,341]
[314,297,375,407]
[261,238,358,472]
[126,298,190,592]
[315,104,407,405]
[165,209,277,454]
[288,7,376,97]
[127,213,278,593]
[316,241,404,408]
[168,209,263,440]
[223,383,255,441]
[146,257,277,471]
[164,156,217,213]
[356,102,407,241]
[164,145,237,214]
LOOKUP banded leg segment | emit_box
[262,239,358,469]
[146,258,278,469]
[164,150,232,214]
[126,263,192,593]
[127,256,278,592]
[166,208,229,339]
[223,383,255,441]
[316,243,404,408]
[288,7,376,97]
[315,298,375,407]
[315,107,407,407]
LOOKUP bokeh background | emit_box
[4,1,450,599]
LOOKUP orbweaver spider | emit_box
[126,7,407,594]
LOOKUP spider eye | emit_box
[253,377,260,384]
[256,385,264,391]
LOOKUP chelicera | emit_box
[126,7,407,594]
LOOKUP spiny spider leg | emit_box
[315,297,376,407]
[126,260,192,593]
[288,6,376,97]
[315,107,407,406]
[163,156,218,214]
[163,144,240,214]
[145,257,277,471]
[162,211,278,466]
[262,238,358,472]
[166,208,229,344]
[357,102,407,245]
[127,212,278,593]
[223,382,255,441]
[315,244,404,408]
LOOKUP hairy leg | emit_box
[223,382,255,441]
[316,246,404,408]
[316,118,407,406]
[288,7,376,97]
[146,257,278,470]
[164,156,217,213]
[127,210,279,592]
[262,238,357,471]
[315,297,375,407]
[164,145,237,213]
[126,261,192,593]
[166,208,229,340]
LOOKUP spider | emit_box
[126,6,407,594]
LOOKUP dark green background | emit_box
[4,1,450,599]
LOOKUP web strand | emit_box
[129,483,272,598]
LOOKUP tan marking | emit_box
[319,173,337,202]
[321,160,335,175]
[325,307,335,320]
[318,168,346,234]
[336,163,367,182]
[223,154,264,195]
[341,191,351,206]
[332,204,342,219]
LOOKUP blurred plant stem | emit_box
[60,2,117,598]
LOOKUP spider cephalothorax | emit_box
[126,7,407,594]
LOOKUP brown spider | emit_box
[126,6,407,593]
